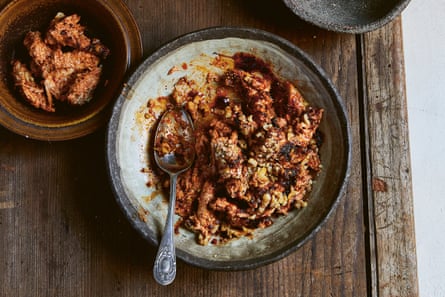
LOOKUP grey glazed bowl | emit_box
[282,0,411,33]
[107,27,351,270]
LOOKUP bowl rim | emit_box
[282,0,411,34]
[106,26,352,270]
[0,0,143,141]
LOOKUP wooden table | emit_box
[0,1,418,296]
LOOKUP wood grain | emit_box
[361,17,419,297]
[0,0,417,296]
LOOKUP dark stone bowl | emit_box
[282,0,411,33]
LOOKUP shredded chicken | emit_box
[148,52,323,245]
[11,12,109,112]
[12,60,54,112]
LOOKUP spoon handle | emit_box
[153,174,178,285]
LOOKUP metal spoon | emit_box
[152,107,195,286]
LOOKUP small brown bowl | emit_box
[0,0,143,141]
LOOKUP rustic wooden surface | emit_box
[0,0,418,296]
[361,20,418,296]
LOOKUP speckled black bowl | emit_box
[282,0,411,33]
[107,27,351,270]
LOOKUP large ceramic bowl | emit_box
[0,0,142,141]
[282,0,411,33]
[107,27,351,270]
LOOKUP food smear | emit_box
[146,52,323,245]
[154,108,195,171]
[12,12,110,112]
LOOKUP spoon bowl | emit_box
[152,107,195,285]
[153,107,195,174]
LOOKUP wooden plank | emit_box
[361,17,419,297]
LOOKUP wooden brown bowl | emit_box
[0,0,143,141]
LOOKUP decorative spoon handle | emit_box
[153,174,177,285]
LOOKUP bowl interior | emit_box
[107,27,351,270]
[0,0,140,140]
[283,0,411,33]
